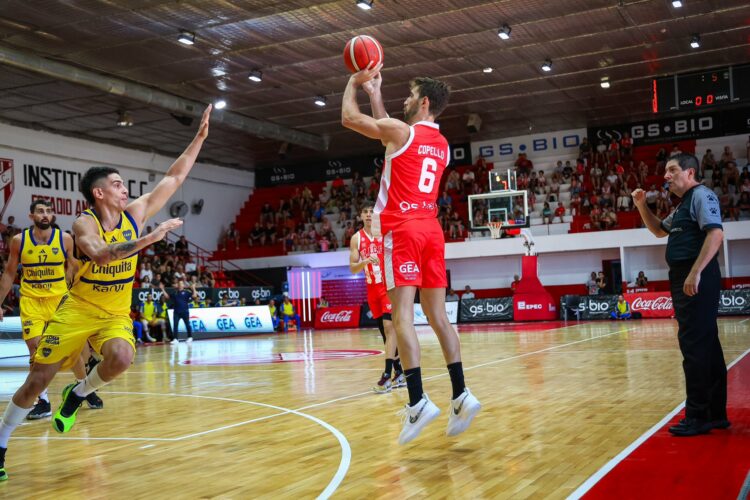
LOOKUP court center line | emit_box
[567,345,750,500]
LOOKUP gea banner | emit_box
[459,298,513,322]
[625,292,673,318]
[167,306,274,334]
[718,289,750,315]
[314,306,361,329]
[414,302,458,325]
[132,286,273,307]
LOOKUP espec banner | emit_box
[414,302,458,325]
[167,306,274,334]
[625,292,673,318]
[459,298,513,322]
[718,289,750,316]
[314,306,361,329]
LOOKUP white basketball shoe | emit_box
[397,394,441,445]
[446,388,481,437]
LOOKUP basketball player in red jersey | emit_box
[349,202,404,393]
[342,64,480,445]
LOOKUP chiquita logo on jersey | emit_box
[90,261,133,277]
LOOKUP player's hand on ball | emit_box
[153,219,184,240]
[350,62,383,88]
[362,71,382,96]
[631,188,646,208]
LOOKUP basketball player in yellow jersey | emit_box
[0,104,212,481]
[0,199,103,421]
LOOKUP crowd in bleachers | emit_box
[221,136,750,258]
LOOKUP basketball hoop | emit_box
[488,221,504,239]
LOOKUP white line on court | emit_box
[567,345,750,500]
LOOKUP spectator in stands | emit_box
[605,168,619,188]
[600,207,618,230]
[591,162,603,190]
[139,262,153,284]
[701,149,717,179]
[570,192,582,216]
[268,299,279,331]
[223,223,240,251]
[445,288,459,302]
[462,286,475,300]
[645,184,659,213]
[541,202,552,225]
[554,202,566,223]
[548,174,561,202]
[718,186,738,221]
[438,190,452,212]
[562,161,574,180]
[249,222,263,246]
[175,235,188,255]
[723,161,739,194]
[720,145,735,167]
[671,144,682,157]
[445,167,461,193]
[600,181,614,208]
[617,188,632,211]
[610,295,632,320]
[608,136,620,163]
[260,202,274,224]
[596,271,607,294]
[342,221,355,247]
[586,272,598,295]
[595,138,608,165]
[625,169,639,191]
[535,170,547,195]
[515,153,533,176]
[185,257,197,277]
[637,160,649,187]
[140,275,153,289]
[511,275,521,294]
[636,271,648,287]
[280,296,301,332]
[579,137,592,164]
[737,192,750,220]
[131,306,145,344]
[462,168,475,194]
[317,296,329,308]
[740,166,750,186]
[656,147,668,172]
[620,132,633,158]
[318,232,331,252]
[263,221,277,245]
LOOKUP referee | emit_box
[632,153,728,437]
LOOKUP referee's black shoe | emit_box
[668,417,712,436]
[711,419,731,429]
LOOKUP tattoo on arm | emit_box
[106,241,138,260]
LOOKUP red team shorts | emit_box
[367,282,392,319]
[383,218,447,290]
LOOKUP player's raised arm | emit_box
[62,232,78,287]
[362,72,388,120]
[127,105,211,224]
[342,64,409,149]
[0,235,21,320]
[73,215,183,266]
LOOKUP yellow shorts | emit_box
[33,294,135,370]
[20,295,64,341]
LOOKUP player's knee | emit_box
[107,349,134,373]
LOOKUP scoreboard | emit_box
[652,64,748,114]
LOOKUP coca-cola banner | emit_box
[718,289,750,316]
[314,306,361,329]
[459,298,513,323]
[625,292,673,318]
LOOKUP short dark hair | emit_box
[80,166,120,206]
[410,77,451,117]
[668,153,699,172]
[360,202,375,213]
[29,199,52,214]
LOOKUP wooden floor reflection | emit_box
[1,318,748,499]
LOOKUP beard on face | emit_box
[34,220,51,230]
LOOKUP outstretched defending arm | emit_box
[127,105,211,225]
[74,216,183,266]
[0,235,21,320]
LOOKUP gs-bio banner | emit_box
[718,289,750,315]
[167,306,274,334]
[133,286,273,306]
[459,298,513,322]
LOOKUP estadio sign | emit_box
[314,306,361,329]
[459,298,513,322]
[414,302,458,325]
[167,305,274,334]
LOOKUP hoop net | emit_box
[488,221,504,239]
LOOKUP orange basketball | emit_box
[343,35,383,73]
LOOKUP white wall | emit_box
[0,122,253,250]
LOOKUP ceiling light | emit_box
[671,1,683,7]
[177,31,195,46]
[541,59,552,72]
[314,95,327,107]
[483,67,493,73]
[248,70,262,82]
[600,77,610,89]
[356,0,373,10]
[690,34,701,49]
[211,67,226,77]
[214,99,227,110]
[116,110,133,127]
[497,24,511,40]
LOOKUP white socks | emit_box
[0,401,33,448]
[72,365,108,398]
[38,388,49,402]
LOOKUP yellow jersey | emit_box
[19,227,68,299]
[71,209,139,316]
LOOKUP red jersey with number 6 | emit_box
[372,121,449,237]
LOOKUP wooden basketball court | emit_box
[1,318,749,498]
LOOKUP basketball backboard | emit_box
[468,190,529,230]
